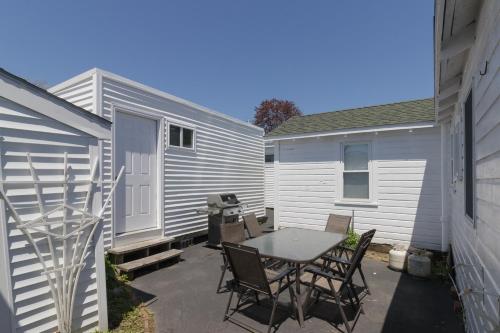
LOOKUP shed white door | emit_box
[115,111,158,234]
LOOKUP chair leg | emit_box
[358,265,370,295]
[254,290,260,305]
[235,290,243,310]
[287,276,296,314]
[267,289,281,333]
[217,262,228,293]
[304,273,318,306]
[223,289,234,321]
[349,282,365,315]
[315,290,321,304]
[328,279,351,333]
[345,285,358,313]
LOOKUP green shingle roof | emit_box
[266,98,435,137]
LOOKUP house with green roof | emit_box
[264,98,444,250]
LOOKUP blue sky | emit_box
[0,1,434,122]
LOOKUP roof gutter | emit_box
[264,121,437,142]
[434,0,445,121]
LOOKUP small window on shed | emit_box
[464,91,474,222]
[169,125,181,147]
[183,128,193,148]
[343,143,370,200]
[169,124,195,150]
[265,154,274,163]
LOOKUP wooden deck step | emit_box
[108,237,174,256]
[116,249,183,279]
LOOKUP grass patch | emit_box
[97,257,154,333]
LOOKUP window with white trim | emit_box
[342,143,371,200]
[168,124,195,150]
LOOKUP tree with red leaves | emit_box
[253,99,302,134]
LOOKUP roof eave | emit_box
[264,121,437,142]
[0,68,111,140]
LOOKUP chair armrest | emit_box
[321,254,351,266]
[268,267,296,284]
[305,266,344,281]
[338,245,354,253]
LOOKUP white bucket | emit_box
[389,244,409,271]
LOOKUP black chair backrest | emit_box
[222,242,272,295]
[325,214,352,234]
[243,213,263,238]
[343,229,376,283]
[220,222,246,244]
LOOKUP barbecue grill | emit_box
[201,193,247,247]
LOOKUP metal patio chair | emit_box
[222,242,296,333]
[325,213,352,234]
[301,231,372,333]
[322,229,376,295]
[313,214,352,269]
[217,222,246,293]
[243,213,264,238]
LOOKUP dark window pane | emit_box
[344,172,369,199]
[183,128,193,148]
[169,125,181,147]
[464,91,474,220]
[265,154,274,163]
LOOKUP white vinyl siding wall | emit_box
[272,127,442,250]
[49,75,95,113]
[51,70,265,248]
[0,99,101,332]
[444,2,500,332]
[264,163,274,208]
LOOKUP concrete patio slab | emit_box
[130,242,463,333]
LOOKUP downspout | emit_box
[440,121,450,252]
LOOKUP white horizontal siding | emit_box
[445,2,500,332]
[49,75,95,113]
[264,163,274,208]
[274,127,442,250]
[0,99,100,332]
[101,76,264,241]
[53,71,264,247]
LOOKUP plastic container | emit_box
[408,253,432,278]
[389,244,409,271]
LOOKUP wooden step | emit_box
[108,237,174,256]
[116,249,183,279]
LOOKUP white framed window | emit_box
[168,122,196,150]
[341,142,372,201]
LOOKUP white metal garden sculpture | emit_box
[0,153,124,333]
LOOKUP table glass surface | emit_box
[241,227,346,264]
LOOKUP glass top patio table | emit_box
[241,227,347,264]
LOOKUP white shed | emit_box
[266,98,444,250]
[435,0,500,331]
[0,69,111,332]
[49,69,265,250]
